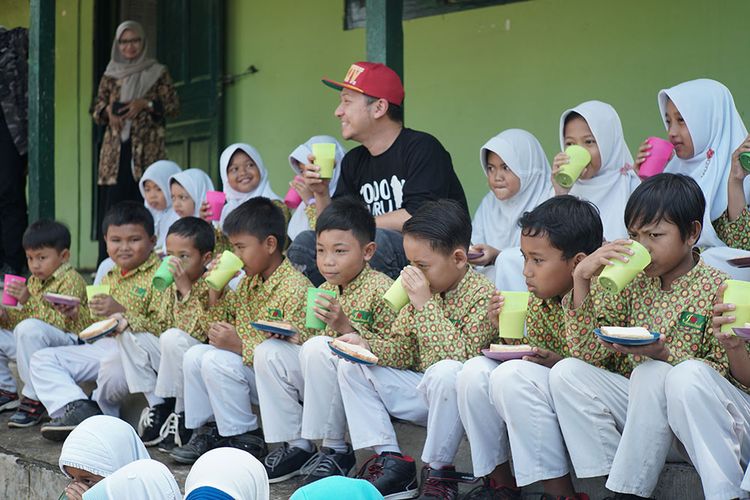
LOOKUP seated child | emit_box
[169,168,215,219]
[469,128,552,288]
[170,197,312,465]
[549,173,727,499]
[458,195,607,499]
[0,220,88,428]
[714,135,750,251]
[184,447,270,500]
[31,201,170,441]
[58,415,149,500]
[81,459,181,499]
[337,199,495,499]
[255,197,395,485]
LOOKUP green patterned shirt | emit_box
[714,208,750,251]
[171,277,211,342]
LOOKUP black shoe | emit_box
[157,412,192,453]
[300,445,356,485]
[264,443,317,484]
[40,399,102,441]
[602,494,650,500]
[417,465,476,499]
[356,452,419,499]
[224,428,268,459]
[8,397,45,428]
[138,400,174,446]
[170,423,222,465]
[0,389,19,412]
[462,478,521,500]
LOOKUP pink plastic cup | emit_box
[205,191,226,221]
[638,137,674,178]
[2,274,26,307]
[284,177,303,209]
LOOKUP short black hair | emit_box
[223,197,286,251]
[365,95,404,124]
[624,173,705,242]
[316,197,376,245]
[22,219,71,252]
[402,199,471,255]
[167,217,215,254]
[102,201,154,237]
[563,111,584,127]
[518,195,603,259]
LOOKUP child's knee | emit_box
[456,356,493,395]
[159,328,185,350]
[14,318,47,341]
[423,359,462,390]
[548,357,588,394]
[299,335,333,363]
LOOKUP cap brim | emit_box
[322,78,365,95]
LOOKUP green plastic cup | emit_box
[740,152,750,172]
[306,287,337,330]
[383,276,410,312]
[598,241,651,294]
[152,257,175,291]
[498,291,530,339]
[86,285,110,301]
[312,143,336,179]
[722,279,750,334]
[554,145,592,188]
[206,251,244,291]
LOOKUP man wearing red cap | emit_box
[288,61,468,285]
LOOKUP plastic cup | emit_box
[205,191,226,222]
[306,287,337,330]
[638,137,675,178]
[740,152,750,172]
[722,279,750,333]
[554,145,592,188]
[312,143,336,179]
[2,274,26,307]
[152,257,175,291]
[383,276,410,312]
[498,291,530,339]
[598,241,652,294]
[284,179,303,209]
[206,251,244,290]
[86,284,110,301]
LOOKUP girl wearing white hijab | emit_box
[185,447,270,500]
[169,169,215,218]
[552,100,640,243]
[287,136,347,240]
[82,459,181,500]
[58,415,150,500]
[470,129,552,286]
[655,79,750,279]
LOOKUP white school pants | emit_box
[338,358,464,465]
[182,344,259,437]
[666,359,750,500]
[154,328,201,413]
[550,358,682,497]
[30,337,129,417]
[115,330,161,395]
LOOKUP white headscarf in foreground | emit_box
[82,459,181,500]
[139,160,181,249]
[185,447,270,500]
[169,168,215,218]
[219,143,281,225]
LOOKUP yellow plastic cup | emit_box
[206,251,244,291]
[86,285,110,301]
[554,145,591,188]
[312,143,336,179]
[498,291,530,339]
[383,276,410,312]
[598,241,651,294]
[722,279,750,334]
[305,287,337,330]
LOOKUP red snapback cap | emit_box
[322,62,404,106]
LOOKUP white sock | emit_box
[322,438,348,453]
[289,438,315,452]
[429,461,452,470]
[144,392,165,407]
[373,445,401,456]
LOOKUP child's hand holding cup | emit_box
[553,145,591,189]
[312,143,336,179]
[597,240,652,294]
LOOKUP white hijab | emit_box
[82,459,181,500]
[560,100,640,241]
[139,160,181,249]
[59,415,150,479]
[219,143,281,225]
[659,79,750,248]
[185,447,270,500]
[472,129,552,249]
[287,136,346,240]
[169,168,215,218]
[104,21,164,142]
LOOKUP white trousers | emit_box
[0,328,15,392]
[338,358,464,465]
[182,344,259,436]
[490,360,569,486]
[30,337,129,417]
[456,356,511,478]
[154,328,201,413]
[666,359,750,500]
[550,358,682,497]
[115,330,161,395]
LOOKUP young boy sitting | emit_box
[31,201,170,441]
[337,199,495,500]
[255,197,396,485]
[458,195,611,500]
[549,173,728,499]
[170,197,313,465]
[0,220,88,427]
[144,216,215,449]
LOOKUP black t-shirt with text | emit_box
[333,128,468,216]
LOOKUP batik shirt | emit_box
[714,208,750,251]
[171,277,211,342]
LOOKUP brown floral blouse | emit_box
[92,69,180,185]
